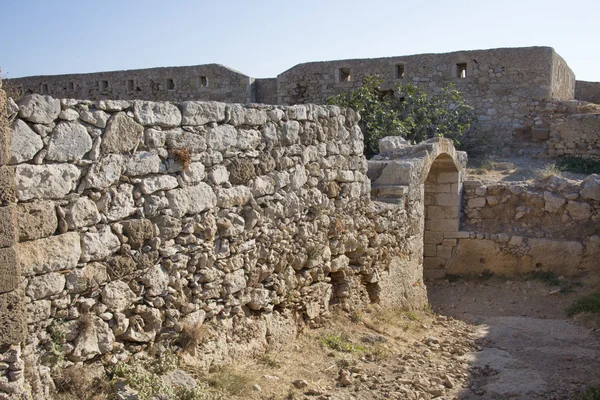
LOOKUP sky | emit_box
[1,0,599,82]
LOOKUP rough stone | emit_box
[133,101,182,127]
[140,265,169,297]
[207,124,237,151]
[0,205,18,248]
[15,163,80,201]
[139,175,178,194]
[180,101,226,125]
[543,191,565,213]
[64,197,101,229]
[580,174,600,201]
[80,225,121,262]
[0,290,26,346]
[26,272,66,300]
[217,186,253,208]
[65,263,108,293]
[101,112,144,153]
[79,109,110,128]
[125,151,164,176]
[121,219,155,250]
[83,154,125,190]
[46,121,93,161]
[0,247,19,294]
[167,183,216,218]
[17,94,60,124]
[17,201,57,241]
[101,281,137,313]
[9,119,43,164]
[18,232,81,275]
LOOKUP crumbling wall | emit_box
[447,177,600,279]
[6,95,427,398]
[8,64,255,104]
[576,80,600,104]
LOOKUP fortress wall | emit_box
[550,50,576,100]
[576,80,600,104]
[255,78,277,105]
[6,94,426,398]
[447,178,600,280]
[9,64,254,104]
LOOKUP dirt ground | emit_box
[199,276,599,400]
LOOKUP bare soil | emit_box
[198,277,600,400]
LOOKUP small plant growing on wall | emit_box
[171,148,191,170]
[328,75,475,157]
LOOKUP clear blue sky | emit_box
[1,0,599,81]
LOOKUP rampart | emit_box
[0,93,472,398]
[576,80,600,104]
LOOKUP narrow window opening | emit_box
[165,78,175,91]
[199,76,208,88]
[40,83,48,94]
[395,64,405,79]
[67,82,74,92]
[126,79,135,91]
[99,80,109,92]
[457,63,467,78]
[339,68,351,82]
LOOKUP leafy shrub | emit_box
[328,75,475,157]
[555,156,600,175]
[567,292,600,317]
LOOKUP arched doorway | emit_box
[422,154,461,279]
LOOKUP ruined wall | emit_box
[446,176,600,279]
[551,50,576,99]
[576,80,600,104]
[9,64,255,104]
[5,94,427,398]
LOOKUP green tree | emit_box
[328,75,475,157]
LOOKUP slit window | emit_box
[165,78,175,90]
[395,64,405,79]
[198,76,208,88]
[126,79,135,91]
[99,80,109,92]
[67,82,74,92]
[40,83,48,94]
[457,63,467,78]
[338,68,351,82]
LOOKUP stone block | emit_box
[424,183,451,193]
[0,165,15,206]
[17,201,57,241]
[18,232,81,275]
[436,245,453,259]
[425,218,458,232]
[0,247,19,294]
[423,231,444,244]
[423,244,437,257]
[437,171,459,183]
[423,257,445,270]
[442,238,457,247]
[0,290,26,346]
[435,193,459,207]
[425,206,446,220]
[467,197,486,208]
[0,119,10,166]
[531,127,550,140]
[0,205,18,248]
[528,238,583,275]
[444,231,470,239]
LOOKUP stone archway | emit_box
[422,154,461,279]
[368,137,467,282]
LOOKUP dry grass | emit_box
[53,365,109,400]
[179,323,209,355]
[537,162,564,181]
[172,148,191,170]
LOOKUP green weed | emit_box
[567,292,600,317]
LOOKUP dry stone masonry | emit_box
[1,92,443,399]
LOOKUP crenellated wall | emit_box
[3,94,437,399]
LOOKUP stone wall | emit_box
[445,176,600,280]
[5,95,430,398]
[9,64,255,104]
[277,47,578,153]
[0,79,28,400]
[576,80,600,104]
[255,78,277,105]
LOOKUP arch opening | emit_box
[422,153,461,279]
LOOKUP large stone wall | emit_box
[9,64,255,104]
[576,80,600,104]
[446,176,600,280]
[277,47,577,154]
[4,95,433,398]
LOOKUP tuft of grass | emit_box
[575,386,600,400]
[404,311,420,322]
[178,323,208,355]
[320,334,365,353]
[527,271,583,294]
[567,292,600,317]
[171,148,191,170]
[256,353,281,368]
[206,368,253,397]
[555,156,600,175]
[53,365,109,400]
[538,163,564,181]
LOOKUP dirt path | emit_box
[428,278,600,399]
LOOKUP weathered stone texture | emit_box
[0,290,26,346]
[17,201,57,241]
